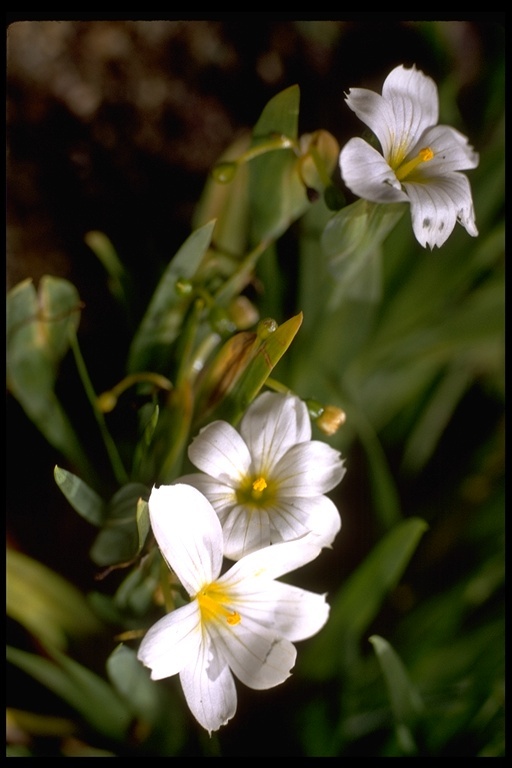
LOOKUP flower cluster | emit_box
[137,392,345,733]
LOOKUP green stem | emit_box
[213,239,272,306]
[69,331,129,486]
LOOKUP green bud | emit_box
[305,398,325,420]
[175,278,194,296]
[211,161,238,184]
[97,391,118,413]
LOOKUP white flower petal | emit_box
[246,580,330,642]
[268,494,342,550]
[221,503,271,560]
[211,618,296,690]
[404,172,478,249]
[419,125,479,173]
[179,636,237,734]
[339,138,407,203]
[240,392,311,472]
[148,484,223,595]
[382,64,439,152]
[273,441,346,495]
[223,538,323,583]
[137,601,202,680]
[344,88,398,160]
[188,421,252,485]
[174,473,237,522]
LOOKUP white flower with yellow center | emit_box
[339,64,479,249]
[177,391,345,560]
[137,483,330,734]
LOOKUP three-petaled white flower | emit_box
[339,64,479,249]
[137,483,330,734]
[176,391,345,560]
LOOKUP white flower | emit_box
[339,64,479,249]
[137,483,330,734]
[177,391,345,560]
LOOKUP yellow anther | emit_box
[252,477,268,494]
[226,611,241,626]
[395,146,434,181]
[418,147,434,162]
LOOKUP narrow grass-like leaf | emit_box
[6,645,131,741]
[127,220,216,373]
[7,549,102,650]
[369,635,424,755]
[300,517,428,680]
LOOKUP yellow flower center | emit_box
[236,473,274,507]
[197,582,241,626]
[394,146,434,181]
[251,476,268,498]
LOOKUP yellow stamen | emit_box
[252,477,267,494]
[395,146,434,181]
[197,584,241,626]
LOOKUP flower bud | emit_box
[315,404,346,436]
[97,391,118,413]
[211,161,238,184]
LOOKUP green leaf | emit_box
[6,645,131,741]
[106,644,161,724]
[193,132,251,260]
[142,379,194,485]
[300,517,429,680]
[85,230,128,306]
[369,635,424,755]
[253,83,300,141]
[322,200,405,306]
[6,548,102,650]
[107,644,187,754]
[90,483,150,566]
[127,220,216,373]
[249,85,312,243]
[54,465,106,526]
[6,276,94,480]
[136,498,151,555]
[112,553,161,618]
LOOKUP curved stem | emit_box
[69,331,129,486]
